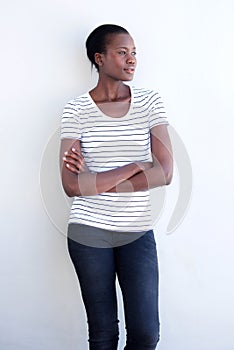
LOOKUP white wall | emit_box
[1,0,234,349]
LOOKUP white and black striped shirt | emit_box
[61,86,169,232]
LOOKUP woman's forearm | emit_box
[107,162,173,193]
[62,161,153,197]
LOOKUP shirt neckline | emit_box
[86,85,134,119]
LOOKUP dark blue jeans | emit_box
[67,224,160,350]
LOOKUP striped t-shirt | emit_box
[60,86,169,232]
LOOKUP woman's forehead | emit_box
[106,33,135,48]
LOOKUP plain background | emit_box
[1,0,234,349]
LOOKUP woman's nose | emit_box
[126,54,136,64]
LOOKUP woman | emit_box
[60,24,173,350]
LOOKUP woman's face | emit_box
[97,33,137,81]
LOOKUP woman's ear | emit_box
[94,53,103,67]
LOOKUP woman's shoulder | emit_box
[64,92,91,110]
[131,86,162,104]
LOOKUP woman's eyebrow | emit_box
[115,46,136,50]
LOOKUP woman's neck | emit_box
[89,80,131,103]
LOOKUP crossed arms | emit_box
[60,124,173,197]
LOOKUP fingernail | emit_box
[63,157,66,161]
[64,151,68,155]
[72,148,76,152]
[66,164,69,167]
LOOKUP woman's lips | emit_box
[124,67,135,74]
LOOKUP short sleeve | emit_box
[149,93,169,129]
[60,100,82,140]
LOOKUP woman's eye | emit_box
[117,50,137,56]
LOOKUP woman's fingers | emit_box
[63,151,83,174]
[63,148,88,174]
[63,155,81,167]
[65,163,79,174]
[64,149,83,161]
[63,148,82,165]
[71,147,83,157]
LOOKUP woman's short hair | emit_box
[85,24,129,71]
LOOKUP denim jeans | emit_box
[67,224,160,350]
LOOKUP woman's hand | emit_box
[63,148,89,174]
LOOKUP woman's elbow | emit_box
[165,173,173,185]
[165,165,173,185]
[64,187,76,197]
[65,189,75,197]
[62,182,80,197]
